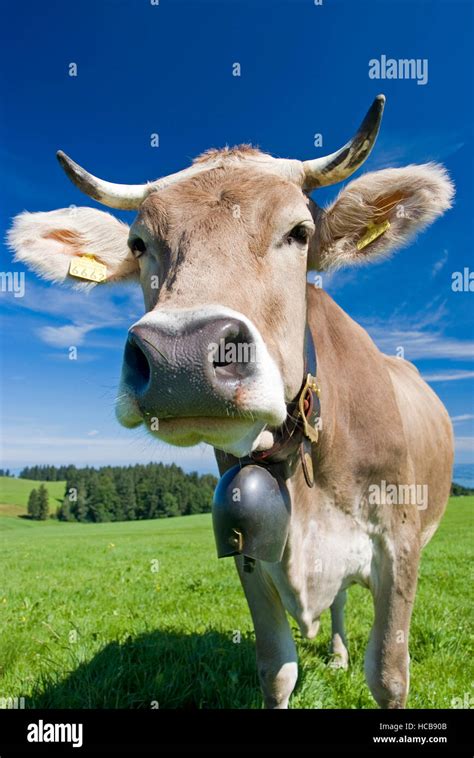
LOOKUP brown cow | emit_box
[8,96,454,708]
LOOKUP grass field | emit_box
[0,488,472,709]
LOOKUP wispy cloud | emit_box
[451,414,474,423]
[3,279,141,324]
[361,302,474,361]
[369,132,465,171]
[423,370,474,382]
[372,333,474,361]
[37,323,96,348]
[4,279,143,349]
[431,249,449,277]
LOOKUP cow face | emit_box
[117,164,314,455]
[8,98,454,456]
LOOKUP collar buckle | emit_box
[299,373,320,444]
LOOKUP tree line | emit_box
[23,463,218,523]
[20,465,79,481]
[18,464,473,524]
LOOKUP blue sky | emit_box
[0,0,472,473]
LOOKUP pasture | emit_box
[0,488,472,709]
[0,477,65,517]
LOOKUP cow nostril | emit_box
[212,327,255,380]
[213,336,238,368]
[124,335,151,393]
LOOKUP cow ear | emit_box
[309,163,454,271]
[7,207,138,287]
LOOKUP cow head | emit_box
[8,96,454,457]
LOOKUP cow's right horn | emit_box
[302,95,385,190]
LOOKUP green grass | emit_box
[0,497,472,709]
[0,476,65,517]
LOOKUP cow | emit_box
[8,95,454,709]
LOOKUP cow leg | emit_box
[329,589,349,669]
[364,542,419,708]
[235,557,297,709]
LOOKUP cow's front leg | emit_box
[364,539,420,708]
[329,589,349,669]
[235,557,297,709]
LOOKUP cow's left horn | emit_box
[56,151,151,210]
[302,95,385,190]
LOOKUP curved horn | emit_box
[302,95,385,190]
[56,151,151,210]
[56,151,241,209]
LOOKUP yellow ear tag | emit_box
[356,219,391,251]
[69,254,107,283]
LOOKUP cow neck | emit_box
[246,324,321,488]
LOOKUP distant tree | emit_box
[116,471,137,521]
[74,483,90,522]
[36,484,49,520]
[57,499,75,522]
[162,491,180,517]
[87,471,116,522]
[27,488,40,519]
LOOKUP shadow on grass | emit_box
[26,629,263,709]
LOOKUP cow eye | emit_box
[287,224,311,246]
[129,237,147,258]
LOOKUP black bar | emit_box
[0,709,471,755]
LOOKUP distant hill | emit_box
[0,477,66,516]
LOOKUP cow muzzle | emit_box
[124,316,257,417]
[116,306,287,455]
